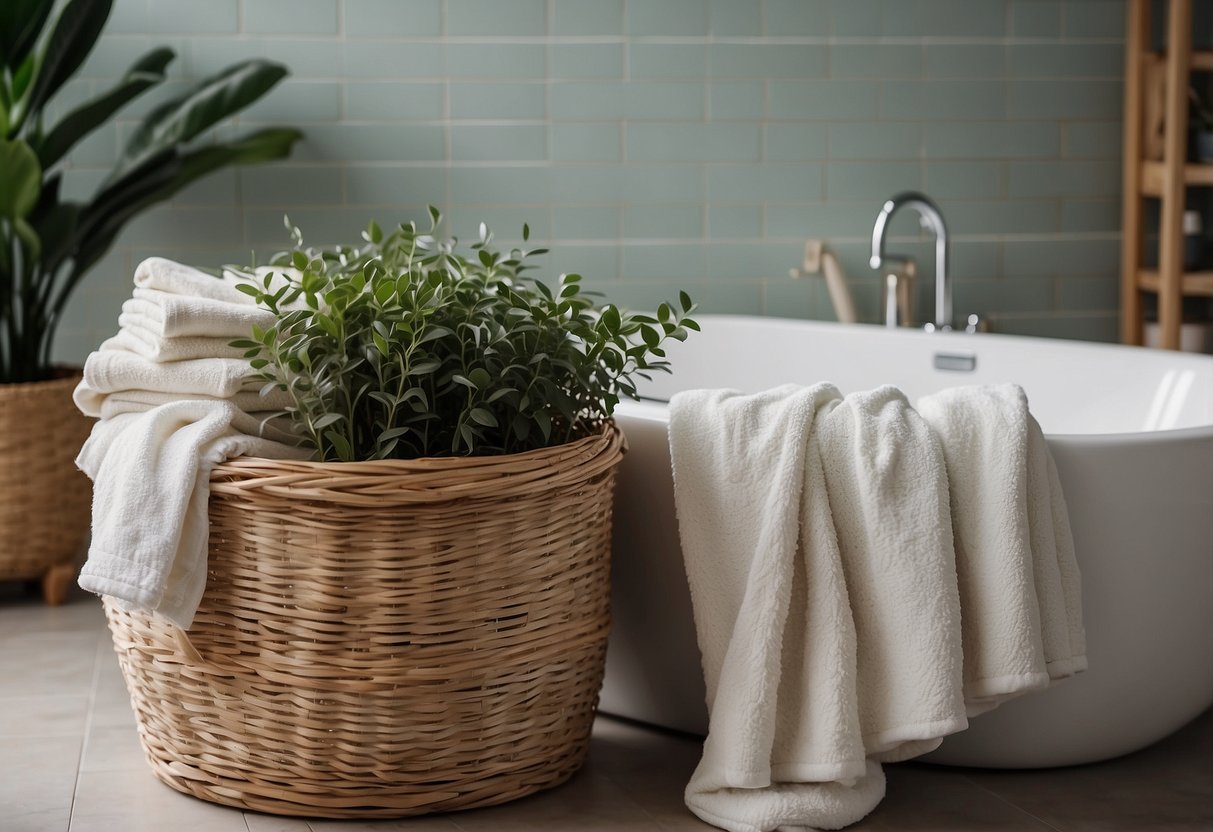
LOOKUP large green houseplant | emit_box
[1,0,301,383]
[0,0,300,603]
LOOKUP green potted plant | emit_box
[103,211,699,818]
[238,210,698,461]
[0,0,301,602]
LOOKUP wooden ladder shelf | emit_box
[1121,0,1213,349]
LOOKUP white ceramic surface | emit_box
[600,314,1213,768]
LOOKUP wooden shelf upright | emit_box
[1121,0,1213,349]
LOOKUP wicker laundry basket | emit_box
[0,370,93,604]
[104,422,625,818]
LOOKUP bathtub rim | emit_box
[618,397,1213,446]
[620,311,1213,443]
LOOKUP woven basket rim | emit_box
[210,420,625,505]
[0,366,83,394]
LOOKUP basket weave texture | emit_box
[105,423,625,818]
[0,371,93,581]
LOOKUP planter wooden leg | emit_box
[41,562,76,606]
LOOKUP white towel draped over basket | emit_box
[73,258,309,630]
[669,382,1086,832]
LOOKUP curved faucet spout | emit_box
[869,191,951,331]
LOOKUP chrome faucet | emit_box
[870,192,951,331]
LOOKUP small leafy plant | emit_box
[235,210,698,461]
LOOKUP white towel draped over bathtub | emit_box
[917,385,1087,715]
[73,257,308,630]
[669,382,1085,832]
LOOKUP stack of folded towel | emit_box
[669,383,1085,832]
[73,257,309,629]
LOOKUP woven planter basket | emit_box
[104,422,625,818]
[0,370,93,598]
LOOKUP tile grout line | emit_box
[64,632,106,832]
[960,773,1068,832]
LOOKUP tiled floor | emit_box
[2,584,1210,832]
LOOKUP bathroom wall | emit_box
[55,0,1138,360]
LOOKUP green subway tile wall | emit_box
[57,0,1161,360]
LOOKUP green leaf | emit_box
[12,216,41,262]
[0,139,41,219]
[324,429,353,462]
[65,127,301,289]
[364,219,382,244]
[601,305,621,333]
[22,0,112,125]
[37,47,175,168]
[468,367,491,388]
[107,58,290,185]
[469,407,497,427]
[409,359,441,374]
[0,0,54,71]
[455,422,474,452]
[534,411,552,443]
[312,412,343,430]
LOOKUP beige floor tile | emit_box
[89,639,138,728]
[308,816,464,831]
[589,718,713,830]
[964,709,1213,832]
[0,585,105,637]
[448,770,663,831]
[0,694,89,738]
[241,814,315,831]
[79,723,149,773]
[0,734,80,832]
[0,632,98,697]
[70,768,251,832]
[849,763,1058,831]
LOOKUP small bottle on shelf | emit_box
[1183,210,1202,270]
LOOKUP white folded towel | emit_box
[73,348,285,416]
[133,256,292,304]
[122,289,275,339]
[103,329,247,362]
[916,384,1086,715]
[119,257,295,343]
[97,390,298,445]
[672,384,966,832]
[76,401,310,629]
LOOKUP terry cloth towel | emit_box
[671,384,966,832]
[102,329,246,363]
[133,256,290,306]
[121,288,275,340]
[76,401,310,629]
[95,390,298,446]
[116,257,296,344]
[72,348,291,416]
[916,384,1087,716]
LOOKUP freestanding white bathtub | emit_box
[600,314,1213,768]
